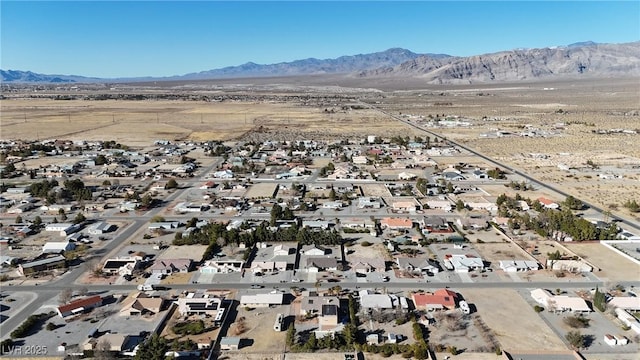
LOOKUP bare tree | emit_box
[59,288,73,304]
[94,339,114,360]
[77,287,89,297]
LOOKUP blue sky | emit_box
[1,1,638,78]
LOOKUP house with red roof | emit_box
[411,289,459,311]
[380,217,413,230]
[57,295,103,318]
[538,197,559,209]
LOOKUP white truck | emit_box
[137,284,155,291]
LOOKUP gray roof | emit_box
[306,257,338,269]
[20,255,66,268]
[220,337,241,346]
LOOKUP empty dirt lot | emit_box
[563,242,640,282]
[462,288,566,353]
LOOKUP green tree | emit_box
[329,188,337,201]
[563,195,583,210]
[141,194,154,208]
[14,215,22,224]
[270,204,283,226]
[94,154,108,166]
[446,182,454,194]
[305,332,317,351]
[416,178,428,195]
[623,199,640,213]
[593,287,606,312]
[487,167,506,179]
[150,215,165,223]
[73,212,86,224]
[165,179,178,189]
[134,334,168,360]
[286,323,296,347]
[455,199,466,211]
[565,330,585,349]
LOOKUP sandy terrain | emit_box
[244,183,279,199]
[0,98,417,146]
[360,184,392,198]
[232,305,288,353]
[563,242,640,282]
[376,78,640,219]
[463,288,566,352]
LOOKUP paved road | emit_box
[7,280,640,293]
[359,101,640,234]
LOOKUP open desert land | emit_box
[373,78,640,220]
[0,96,419,146]
[562,242,640,282]
[463,288,566,353]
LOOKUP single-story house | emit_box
[350,257,386,274]
[149,259,193,274]
[499,260,539,272]
[177,292,224,316]
[608,297,640,311]
[412,289,459,311]
[88,222,116,235]
[396,257,440,275]
[530,289,591,313]
[57,295,103,318]
[380,217,413,230]
[358,290,408,311]
[250,261,288,274]
[102,257,142,276]
[119,292,164,316]
[199,260,244,274]
[18,255,66,276]
[443,254,484,272]
[219,337,241,351]
[42,241,76,254]
[538,197,560,210]
[240,293,284,307]
[300,293,339,316]
[300,245,328,256]
[306,257,338,272]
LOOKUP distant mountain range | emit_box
[2,41,639,84]
[357,41,640,84]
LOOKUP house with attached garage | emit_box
[443,254,484,272]
[119,292,164,316]
[499,260,540,272]
[396,257,440,275]
[149,258,193,275]
[530,288,592,313]
[350,257,386,274]
[199,259,244,274]
[300,245,329,256]
[358,289,408,313]
[306,257,338,272]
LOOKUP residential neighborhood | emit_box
[0,135,639,360]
